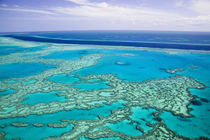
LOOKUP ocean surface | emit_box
[0,31,210,140]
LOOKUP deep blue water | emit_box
[4,35,210,51]
[3,31,210,50]
[4,30,210,44]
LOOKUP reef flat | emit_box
[0,37,209,139]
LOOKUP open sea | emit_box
[0,31,210,140]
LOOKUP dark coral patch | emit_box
[200,98,209,103]
[191,100,202,106]
[177,117,191,122]
[153,117,162,122]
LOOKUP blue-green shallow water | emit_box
[90,107,158,137]
[24,79,36,85]
[130,107,158,132]
[41,50,96,60]
[73,81,110,91]
[0,45,45,56]
[36,47,210,138]
[0,101,125,139]
[48,74,80,84]
[21,91,67,105]
[73,49,208,81]
[106,120,142,136]
[71,49,210,138]
[0,63,56,80]
[159,55,210,139]
[1,125,73,140]
[160,88,210,138]
[0,89,15,97]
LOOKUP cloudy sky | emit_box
[0,0,210,32]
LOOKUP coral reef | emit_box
[0,37,207,140]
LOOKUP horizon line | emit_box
[1,29,210,34]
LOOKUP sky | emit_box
[0,0,210,32]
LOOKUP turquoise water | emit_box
[161,111,210,138]
[90,106,157,136]
[0,45,45,56]
[73,49,198,81]
[23,54,37,57]
[159,53,210,138]
[4,80,18,83]
[130,107,158,132]
[41,50,95,60]
[87,79,101,82]
[22,91,66,105]
[72,49,210,138]
[48,74,80,84]
[2,124,73,140]
[24,79,36,85]
[0,101,125,139]
[0,89,15,97]
[0,63,56,80]
[73,81,110,91]
[1,101,126,124]
[160,88,210,138]
[106,120,143,136]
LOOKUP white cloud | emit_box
[53,0,210,31]
[52,2,176,19]
[66,0,109,7]
[0,0,210,31]
[189,0,210,15]
[0,7,55,15]
[65,0,88,5]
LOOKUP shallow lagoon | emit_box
[106,120,143,136]
[0,45,45,56]
[73,49,202,82]
[130,107,158,133]
[0,89,15,97]
[48,74,80,84]
[0,63,55,80]
[2,124,73,140]
[22,91,66,105]
[41,50,95,60]
[0,101,125,139]
[161,88,210,138]
[73,81,110,91]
